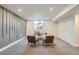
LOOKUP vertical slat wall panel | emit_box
[24,20,26,36]
[10,13,15,42]
[13,15,15,32]
[3,8,9,46]
[12,14,16,42]
[9,11,11,42]
[0,7,3,48]
[16,17,21,39]
[25,20,27,36]
[6,10,7,34]
[22,20,26,37]
[15,15,18,40]
[19,18,22,38]
[0,6,26,49]
[7,11,10,43]
[13,15,16,38]
[2,8,4,38]
[10,12,13,42]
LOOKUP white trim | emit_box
[0,37,26,52]
[52,4,77,22]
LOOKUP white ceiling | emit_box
[1,4,69,21]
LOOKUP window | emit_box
[34,21,44,31]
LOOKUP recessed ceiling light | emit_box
[49,8,54,12]
[18,9,22,12]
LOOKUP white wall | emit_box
[26,20,57,36]
[26,21,34,36]
[43,21,57,36]
[56,14,79,47]
[75,14,79,47]
[56,16,76,46]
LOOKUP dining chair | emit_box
[44,36,54,46]
[27,36,37,46]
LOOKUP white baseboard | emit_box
[57,37,77,47]
[0,37,26,52]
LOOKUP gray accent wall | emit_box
[0,6,26,48]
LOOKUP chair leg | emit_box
[42,42,46,46]
[27,43,30,47]
[27,43,29,46]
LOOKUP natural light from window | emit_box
[34,21,44,31]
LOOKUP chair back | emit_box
[45,36,54,43]
[27,36,36,43]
